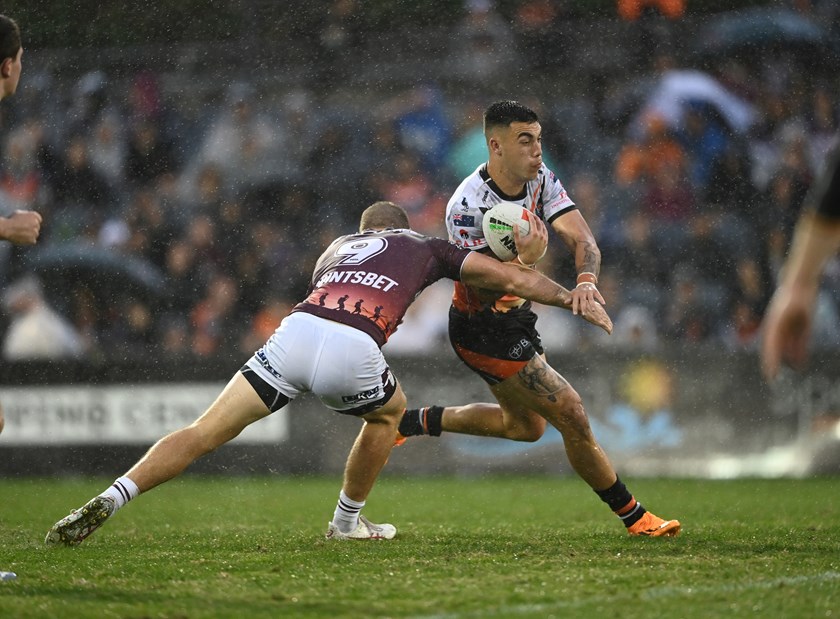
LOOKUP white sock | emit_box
[99,476,140,510]
[332,490,365,534]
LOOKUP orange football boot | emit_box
[627,512,681,537]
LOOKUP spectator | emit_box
[591,272,661,351]
[189,273,241,357]
[49,134,113,235]
[187,81,286,192]
[1,275,86,360]
[704,142,761,249]
[87,112,127,193]
[612,209,667,308]
[160,238,202,318]
[376,151,445,237]
[615,113,688,191]
[618,0,685,21]
[314,0,362,88]
[103,298,155,358]
[125,119,178,190]
[446,0,519,85]
[0,125,45,214]
[663,265,712,342]
[512,0,562,70]
[676,100,729,191]
[382,84,453,174]
[0,5,837,361]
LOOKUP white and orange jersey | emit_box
[445,163,576,312]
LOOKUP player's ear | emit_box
[488,136,502,156]
[0,58,11,78]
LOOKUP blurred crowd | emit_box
[1,0,840,362]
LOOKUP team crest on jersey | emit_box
[460,197,470,211]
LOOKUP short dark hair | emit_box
[359,201,411,231]
[483,100,539,135]
[0,15,21,63]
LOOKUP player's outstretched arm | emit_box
[461,252,613,334]
[761,212,840,380]
[0,210,42,245]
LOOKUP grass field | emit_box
[1,476,838,618]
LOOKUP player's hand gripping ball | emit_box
[481,201,531,262]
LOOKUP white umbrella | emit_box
[630,69,757,140]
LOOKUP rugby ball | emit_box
[481,201,531,261]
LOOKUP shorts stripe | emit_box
[341,367,397,417]
[453,343,529,385]
[240,366,291,412]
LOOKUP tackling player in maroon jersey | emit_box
[46,200,611,545]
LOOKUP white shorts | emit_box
[242,312,397,415]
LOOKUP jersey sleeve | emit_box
[429,237,472,280]
[446,195,490,252]
[540,165,577,224]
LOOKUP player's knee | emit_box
[513,426,544,442]
[184,421,234,455]
[505,417,546,442]
[551,390,590,433]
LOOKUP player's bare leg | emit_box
[342,384,406,502]
[46,372,271,546]
[327,383,406,540]
[435,401,546,442]
[125,372,271,492]
[492,355,616,488]
[400,355,680,536]
[496,355,678,535]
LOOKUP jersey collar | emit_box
[479,164,528,201]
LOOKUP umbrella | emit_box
[21,243,167,301]
[694,8,833,56]
[628,69,757,139]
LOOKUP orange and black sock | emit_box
[398,406,444,437]
[594,476,646,528]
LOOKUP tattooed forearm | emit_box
[517,357,570,403]
[578,240,601,277]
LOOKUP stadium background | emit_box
[1,0,839,477]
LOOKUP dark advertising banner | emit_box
[1,350,838,477]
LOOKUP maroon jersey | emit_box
[293,229,470,347]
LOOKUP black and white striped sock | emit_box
[100,476,140,510]
[332,490,365,534]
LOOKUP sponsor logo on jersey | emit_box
[452,214,475,227]
[315,270,399,291]
[508,338,531,359]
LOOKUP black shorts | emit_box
[448,303,544,385]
